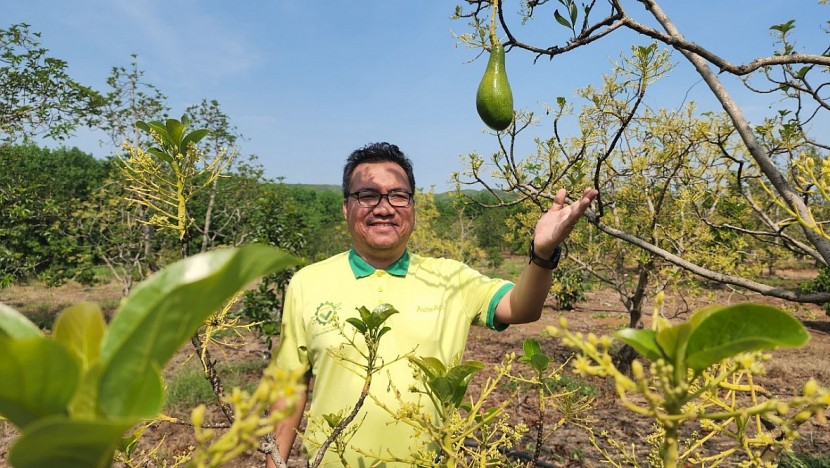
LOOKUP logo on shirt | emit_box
[315,301,339,325]
[416,305,441,313]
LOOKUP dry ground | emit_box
[1,273,828,467]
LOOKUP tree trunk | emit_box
[201,177,219,253]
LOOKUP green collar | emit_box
[348,249,410,278]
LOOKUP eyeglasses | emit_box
[348,189,413,208]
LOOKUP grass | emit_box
[0,279,127,330]
[543,374,598,398]
[165,358,268,410]
[779,451,830,468]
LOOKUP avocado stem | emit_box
[489,0,499,46]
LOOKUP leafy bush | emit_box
[240,269,295,349]
[551,268,587,310]
[801,265,830,316]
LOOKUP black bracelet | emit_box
[528,240,561,270]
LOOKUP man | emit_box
[268,142,597,466]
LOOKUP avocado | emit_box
[476,42,514,131]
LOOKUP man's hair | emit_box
[341,142,416,197]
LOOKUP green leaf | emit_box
[428,376,454,404]
[345,318,368,334]
[0,337,80,429]
[323,413,343,428]
[147,147,174,165]
[0,302,41,339]
[53,302,106,371]
[68,362,102,419]
[372,303,399,327]
[523,338,542,358]
[446,362,484,387]
[530,354,551,373]
[109,364,164,420]
[684,303,810,372]
[134,121,150,132]
[357,306,372,323]
[554,9,572,29]
[614,328,663,362]
[179,128,210,154]
[8,416,132,468]
[144,121,174,149]
[165,118,185,148]
[446,361,484,406]
[569,1,578,26]
[769,20,796,34]
[409,356,446,380]
[98,244,299,419]
[656,321,694,367]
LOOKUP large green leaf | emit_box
[522,338,542,358]
[0,337,80,429]
[614,328,663,362]
[105,364,165,419]
[68,362,102,420]
[684,303,810,372]
[53,302,106,371]
[8,415,132,468]
[165,118,185,148]
[656,322,694,366]
[98,244,299,419]
[0,302,42,339]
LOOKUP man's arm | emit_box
[495,187,598,325]
[266,379,309,467]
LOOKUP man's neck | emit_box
[353,248,405,270]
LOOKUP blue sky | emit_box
[6,1,828,192]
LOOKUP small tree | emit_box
[452,0,830,308]
[0,23,103,142]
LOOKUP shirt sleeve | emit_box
[273,277,310,373]
[453,261,514,331]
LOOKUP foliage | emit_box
[379,353,526,467]
[550,294,828,467]
[0,144,110,284]
[189,361,306,467]
[550,267,587,310]
[1,23,103,142]
[452,0,830,312]
[0,244,301,467]
[779,451,830,468]
[514,338,596,464]
[802,265,830,316]
[240,183,347,346]
[98,54,169,149]
[119,115,227,258]
[305,304,402,466]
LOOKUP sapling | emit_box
[549,293,829,467]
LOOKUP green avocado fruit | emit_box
[476,42,514,131]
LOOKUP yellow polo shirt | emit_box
[274,249,513,466]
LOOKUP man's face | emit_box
[343,161,415,263]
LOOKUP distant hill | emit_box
[279,183,513,201]
[281,183,341,192]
